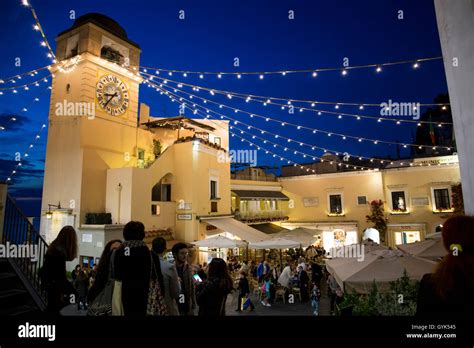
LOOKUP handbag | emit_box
[88,249,123,316]
[241,296,251,311]
[111,280,124,315]
[146,254,168,316]
[87,279,115,316]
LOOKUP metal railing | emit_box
[2,194,48,309]
[236,210,289,224]
[240,209,288,219]
[230,174,278,182]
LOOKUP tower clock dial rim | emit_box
[96,74,130,116]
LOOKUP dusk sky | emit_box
[0,0,448,216]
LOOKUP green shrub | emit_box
[85,213,112,224]
[338,270,419,316]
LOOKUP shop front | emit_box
[280,221,359,251]
[387,223,426,248]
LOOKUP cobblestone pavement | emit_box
[226,277,332,316]
[61,278,333,317]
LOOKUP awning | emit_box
[232,190,290,201]
[251,223,289,235]
[204,217,271,243]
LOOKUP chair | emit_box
[251,279,260,297]
[291,286,302,301]
[275,286,286,304]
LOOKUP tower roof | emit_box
[57,13,140,48]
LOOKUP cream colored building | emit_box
[274,155,460,249]
[39,14,255,269]
[39,14,462,269]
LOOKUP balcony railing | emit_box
[231,174,277,182]
[236,210,289,223]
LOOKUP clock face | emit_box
[96,75,129,116]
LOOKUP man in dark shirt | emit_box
[172,243,195,315]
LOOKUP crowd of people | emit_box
[39,215,474,316]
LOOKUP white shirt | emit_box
[278,266,292,288]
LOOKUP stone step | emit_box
[0,272,19,290]
[0,304,41,316]
[0,289,29,309]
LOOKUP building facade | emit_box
[40,14,238,268]
[276,155,460,249]
[38,14,462,269]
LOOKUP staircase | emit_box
[1,194,47,316]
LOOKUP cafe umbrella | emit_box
[249,238,302,265]
[192,235,248,258]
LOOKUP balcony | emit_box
[230,174,277,182]
[236,210,289,224]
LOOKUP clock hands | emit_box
[103,92,118,108]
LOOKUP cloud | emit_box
[0,113,30,132]
[0,157,44,182]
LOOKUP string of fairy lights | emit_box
[0,65,50,84]
[151,89,372,172]
[142,75,452,152]
[149,81,379,168]
[0,74,53,94]
[140,71,451,126]
[147,79,449,170]
[134,56,443,77]
[0,86,52,130]
[21,0,57,64]
[0,0,455,182]
[5,122,47,183]
[154,85,447,172]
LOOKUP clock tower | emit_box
[40,13,143,241]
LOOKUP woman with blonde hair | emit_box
[41,226,78,313]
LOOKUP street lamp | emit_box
[46,202,61,219]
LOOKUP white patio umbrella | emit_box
[192,235,248,248]
[273,227,322,247]
[326,249,437,294]
[249,238,301,249]
[397,235,446,262]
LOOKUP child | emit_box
[260,274,272,307]
[310,282,321,316]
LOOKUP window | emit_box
[214,137,221,146]
[211,201,218,213]
[137,148,146,168]
[210,180,218,199]
[433,188,451,210]
[151,204,161,216]
[138,149,145,160]
[329,194,343,214]
[162,184,171,201]
[394,231,421,245]
[391,191,407,211]
[357,196,367,205]
[101,45,124,64]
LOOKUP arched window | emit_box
[100,45,124,64]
